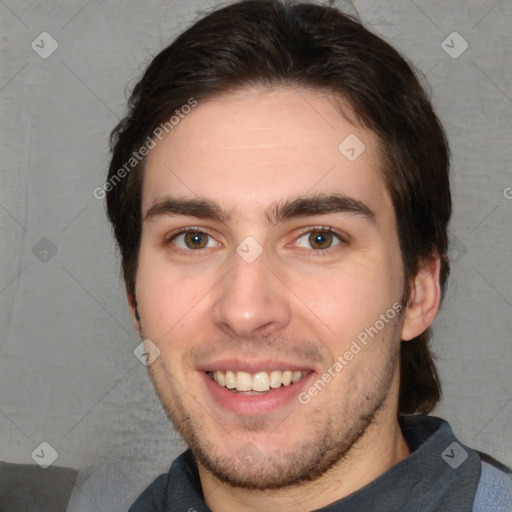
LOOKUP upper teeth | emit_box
[210,370,307,392]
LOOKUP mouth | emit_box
[207,369,309,394]
[201,366,315,415]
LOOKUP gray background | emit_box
[0,0,511,510]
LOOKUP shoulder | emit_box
[472,457,512,512]
[128,473,169,512]
[127,450,203,512]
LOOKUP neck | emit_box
[198,401,410,511]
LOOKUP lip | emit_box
[197,358,313,373]
[200,369,316,415]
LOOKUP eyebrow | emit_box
[144,193,376,225]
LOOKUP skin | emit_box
[128,86,441,511]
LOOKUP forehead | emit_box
[142,86,392,223]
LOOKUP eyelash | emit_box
[164,225,346,257]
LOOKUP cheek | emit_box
[134,250,214,345]
[295,255,401,340]
[134,249,182,334]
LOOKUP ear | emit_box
[127,291,143,337]
[401,255,442,341]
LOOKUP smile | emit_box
[207,370,309,393]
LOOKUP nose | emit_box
[211,244,292,339]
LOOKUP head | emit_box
[106,0,451,491]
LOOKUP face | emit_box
[133,86,407,490]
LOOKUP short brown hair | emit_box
[106,0,451,415]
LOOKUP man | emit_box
[105,0,512,510]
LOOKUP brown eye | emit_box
[169,229,218,251]
[183,231,209,249]
[295,228,343,252]
[308,230,334,249]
